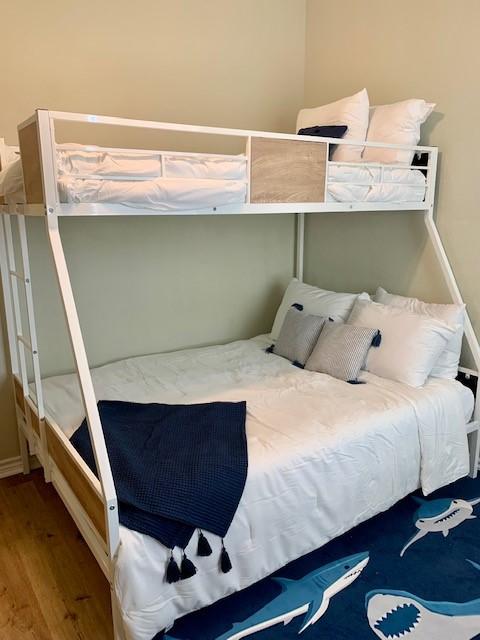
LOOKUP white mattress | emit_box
[0,145,248,211]
[56,144,248,210]
[0,144,427,209]
[327,163,426,203]
[40,335,472,640]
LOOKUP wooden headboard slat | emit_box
[18,117,45,207]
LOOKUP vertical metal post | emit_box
[424,148,438,211]
[424,215,480,388]
[45,215,120,556]
[424,208,480,477]
[295,212,305,281]
[245,136,251,205]
[35,109,120,557]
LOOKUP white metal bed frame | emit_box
[1,110,479,639]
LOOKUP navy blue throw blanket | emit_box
[70,400,248,553]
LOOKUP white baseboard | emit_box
[0,456,23,479]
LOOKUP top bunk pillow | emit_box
[362,99,435,165]
[347,299,457,387]
[0,142,22,197]
[0,151,23,196]
[0,160,23,198]
[271,278,369,340]
[297,125,348,161]
[296,88,370,162]
[1,143,20,167]
[374,287,464,379]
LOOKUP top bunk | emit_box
[0,110,438,217]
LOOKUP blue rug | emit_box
[162,473,480,640]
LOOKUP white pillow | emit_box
[362,99,435,164]
[347,299,457,387]
[374,287,464,379]
[4,144,19,166]
[271,278,369,340]
[0,159,23,197]
[296,88,370,162]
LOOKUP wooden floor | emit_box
[0,470,112,640]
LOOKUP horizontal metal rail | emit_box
[41,110,436,153]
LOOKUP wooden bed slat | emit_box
[18,118,45,208]
[13,375,25,413]
[45,423,107,542]
[25,400,41,437]
[250,137,327,204]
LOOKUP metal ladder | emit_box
[0,213,48,478]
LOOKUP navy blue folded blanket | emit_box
[70,400,248,552]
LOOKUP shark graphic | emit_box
[400,496,480,556]
[366,561,480,640]
[164,552,369,640]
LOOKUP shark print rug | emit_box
[158,473,480,640]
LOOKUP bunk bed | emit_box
[0,110,479,640]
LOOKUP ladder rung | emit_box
[17,334,33,352]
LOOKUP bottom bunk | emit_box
[19,333,474,640]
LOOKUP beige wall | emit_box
[304,0,480,368]
[0,0,306,461]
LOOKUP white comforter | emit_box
[327,164,426,203]
[0,145,427,209]
[40,335,472,640]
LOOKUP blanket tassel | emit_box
[166,551,181,584]
[181,552,197,580]
[197,530,213,557]
[220,540,232,574]
[371,330,382,347]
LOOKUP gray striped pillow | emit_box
[305,322,379,381]
[274,307,327,366]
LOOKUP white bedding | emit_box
[57,144,248,210]
[57,175,247,210]
[327,163,426,203]
[0,144,426,208]
[40,335,472,640]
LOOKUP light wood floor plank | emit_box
[0,471,112,640]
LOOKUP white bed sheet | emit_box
[40,335,471,640]
[327,163,426,203]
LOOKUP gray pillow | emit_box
[273,306,327,367]
[305,322,380,381]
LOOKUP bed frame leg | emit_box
[111,588,126,640]
[468,427,480,479]
[18,426,31,475]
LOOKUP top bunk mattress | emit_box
[1,143,427,210]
